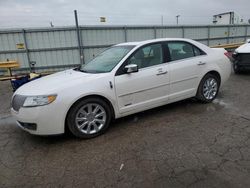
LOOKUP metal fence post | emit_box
[22,29,32,72]
[160,26,163,38]
[124,26,127,42]
[182,26,185,38]
[80,27,85,64]
[207,26,210,46]
[245,25,248,42]
[154,27,157,39]
[227,25,230,44]
[74,10,84,65]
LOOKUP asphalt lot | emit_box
[0,73,250,188]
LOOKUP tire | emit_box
[196,73,220,103]
[233,63,241,74]
[66,97,112,139]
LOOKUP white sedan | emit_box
[11,38,231,138]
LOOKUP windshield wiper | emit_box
[74,67,88,73]
[74,67,107,74]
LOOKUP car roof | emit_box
[115,38,195,47]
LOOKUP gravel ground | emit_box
[0,73,250,188]
[0,81,12,117]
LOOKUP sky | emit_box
[0,0,249,28]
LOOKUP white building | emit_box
[213,12,244,25]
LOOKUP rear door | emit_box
[166,41,207,99]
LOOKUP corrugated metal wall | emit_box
[0,25,249,75]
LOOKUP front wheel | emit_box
[196,74,220,103]
[66,97,112,139]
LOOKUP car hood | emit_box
[15,69,107,95]
[235,43,250,53]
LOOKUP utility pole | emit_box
[74,10,84,65]
[161,15,163,26]
[176,15,180,25]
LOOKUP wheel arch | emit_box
[199,70,221,87]
[205,70,221,85]
[64,94,116,133]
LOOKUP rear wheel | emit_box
[67,97,112,139]
[196,74,220,103]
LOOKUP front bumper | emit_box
[11,103,65,135]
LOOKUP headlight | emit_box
[23,95,57,107]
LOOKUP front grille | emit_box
[12,95,26,112]
[237,54,250,64]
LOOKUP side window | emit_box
[193,46,206,56]
[167,42,195,61]
[127,44,163,69]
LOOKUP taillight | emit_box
[224,51,232,60]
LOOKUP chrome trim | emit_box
[118,75,197,98]
[11,95,26,112]
[118,82,170,97]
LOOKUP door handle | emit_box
[156,70,168,75]
[197,61,206,66]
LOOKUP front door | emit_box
[115,43,170,114]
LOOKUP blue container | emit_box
[11,75,41,91]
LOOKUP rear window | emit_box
[167,42,206,61]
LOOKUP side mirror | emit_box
[124,64,138,73]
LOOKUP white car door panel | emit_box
[114,43,170,114]
[167,41,208,99]
[169,58,199,99]
[115,65,169,113]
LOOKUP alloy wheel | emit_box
[202,77,218,100]
[75,103,107,134]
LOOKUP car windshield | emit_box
[80,45,135,73]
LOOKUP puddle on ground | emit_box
[205,98,234,113]
[213,98,232,108]
[210,98,247,119]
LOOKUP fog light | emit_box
[18,121,37,130]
